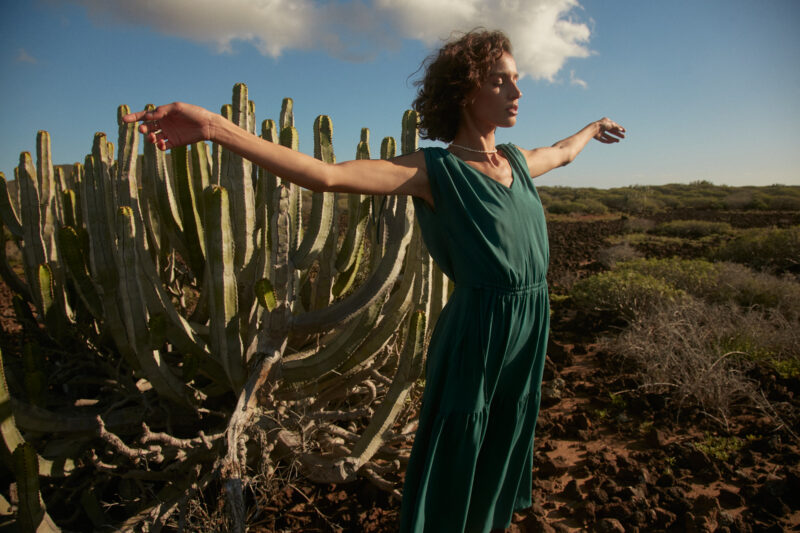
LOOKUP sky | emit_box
[2,0,799,188]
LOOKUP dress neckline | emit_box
[444,145,515,190]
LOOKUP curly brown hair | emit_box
[412,29,512,143]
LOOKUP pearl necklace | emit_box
[449,143,498,154]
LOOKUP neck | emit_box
[450,129,497,155]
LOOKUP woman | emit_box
[124,29,624,533]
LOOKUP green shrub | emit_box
[570,270,686,320]
[600,187,665,215]
[695,434,744,462]
[615,258,800,319]
[616,258,723,297]
[765,195,800,210]
[722,191,754,210]
[649,220,732,239]
[546,199,609,215]
[713,226,800,273]
[546,200,581,215]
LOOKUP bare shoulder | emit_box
[390,150,432,206]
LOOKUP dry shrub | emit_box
[597,242,642,269]
[601,298,797,426]
[722,191,755,210]
[649,219,732,239]
[622,217,656,234]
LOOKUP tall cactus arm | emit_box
[171,145,206,279]
[291,116,335,270]
[0,173,22,238]
[12,443,61,532]
[17,152,48,309]
[278,125,304,256]
[57,227,102,318]
[256,183,292,357]
[280,295,383,383]
[222,83,256,275]
[116,207,203,407]
[348,310,426,469]
[124,192,223,383]
[290,226,421,396]
[333,132,372,276]
[36,132,59,264]
[191,141,212,204]
[82,140,140,369]
[401,110,419,156]
[60,189,78,229]
[0,221,31,301]
[114,105,139,209]
[257,119,279,218]
[290,195,413,336]
[280,97,295,130]
[82,137,118,289]
[0,348,76,477]
[204,186,246,391]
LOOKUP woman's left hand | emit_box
[122,102,216,151]
[594,118,626,144]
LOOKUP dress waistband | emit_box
[456,278,548,294]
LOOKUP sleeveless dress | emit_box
[400,144,550,533]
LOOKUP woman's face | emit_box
[463,52,522,131]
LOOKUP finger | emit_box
[122,109,152,124]
[125,104,173,125]
[597,133,619,143]
[138,118,164,136]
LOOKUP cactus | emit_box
[0,84,445,529]
[12,443,60,532]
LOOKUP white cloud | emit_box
[17,48,38,64]
[569,69,587,89]
[72,0,591,78]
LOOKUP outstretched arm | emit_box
[518,118,625,178]
[122,103,432,203]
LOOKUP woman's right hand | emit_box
[122,102,217,151]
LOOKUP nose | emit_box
[510,81,522,99]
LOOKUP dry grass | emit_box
[602,297,799,428]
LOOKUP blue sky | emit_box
[2,0,799,188]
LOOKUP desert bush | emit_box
[569,270,687,320]
[722,191,755,210]
[546,198,608,216]
[537,190,553,207]
[599,187,665,215]
[597,242,642,269]
[615,258,800,319]
[712,226,800,273]
[765,195,800,210]
[649,219,732,239]
[601,298,797,425]
[622,217,656,234]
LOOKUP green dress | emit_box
[400,144,550,533]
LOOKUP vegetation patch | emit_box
[602,298,798,425]
[569,269,687,320]
[649,219,732,239]
[694,433,744,462]
[614,258,800,319]
[712,226,800,273]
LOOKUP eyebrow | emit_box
[490,69,519,80]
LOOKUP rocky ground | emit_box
[1,210,798,532]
